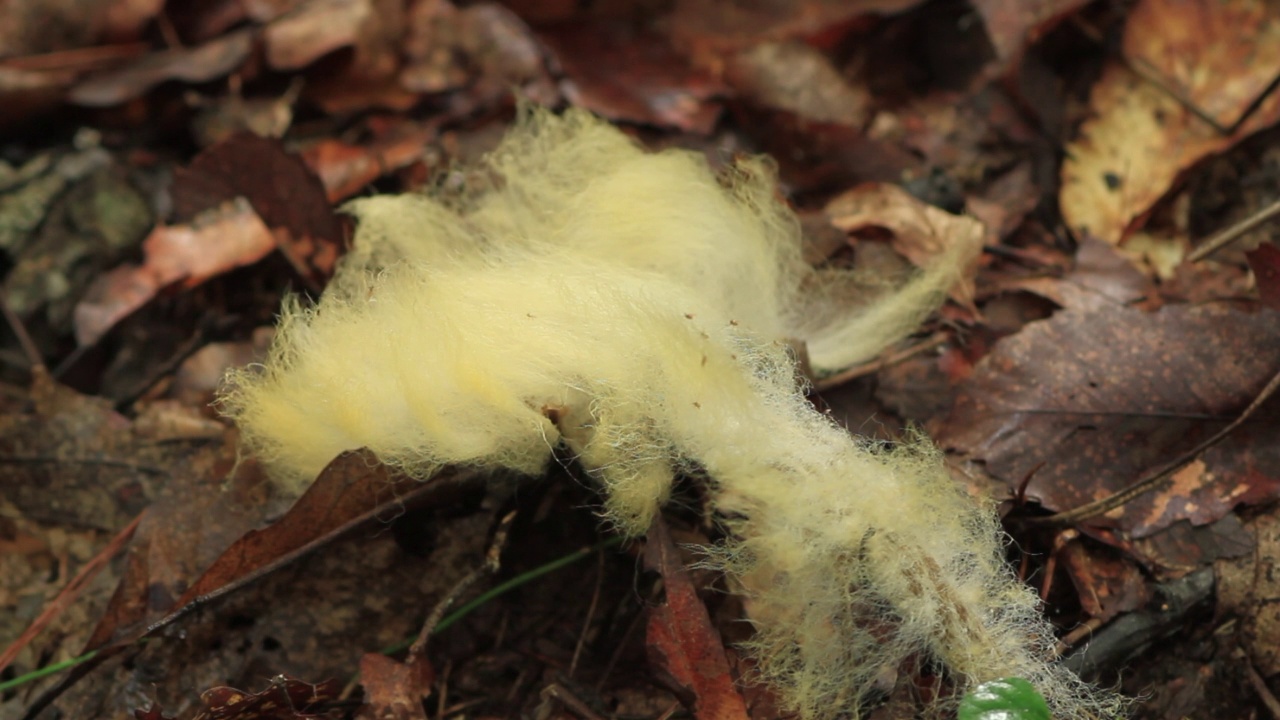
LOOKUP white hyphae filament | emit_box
[221,108,1118,718]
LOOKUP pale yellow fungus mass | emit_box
[221,108,1120,718]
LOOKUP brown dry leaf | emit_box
[355,654,433,720]
[1247,241,1280,309]
[262,0,371,71]
[72,199,276,346]
[1123,0,1280,131]
[67,28,255,106]
[970,0,1092,71]
[670,0,922,58]
[0,0,157,56]
[1216,508,1280,675]
[0,369,159,529]
[824,182,985,310]
[300,124,437,203]
[643,517,748,720]
[192,676,342,720]
[724,41,870,127]
[1060,60,1280,247]
[171,131,343,283]
[1060,541,1150,621]
[539,23,725,134]
[936,302,1280,539]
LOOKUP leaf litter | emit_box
[4,1,1280,719]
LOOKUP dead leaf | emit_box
[73,199,276,346]
[1060,541,1150,621]
[1247,241,1280,309]
[970,0,1092,72]
[539,22,725,134]
[68,28,255,106]
[671,0,923,58]
[936,302,1280,539]
[1061,61,1280,246]
[1123,0,1280,131]
[356,654,433,720]
[263,0,372,71]
[300,125,437,203]
[1217,508,1280,675]
[824,182,985,309]
[192,676,342,720]
[0,369,160,530]
[725,41,870,126]
[643,517,749,720]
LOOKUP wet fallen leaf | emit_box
[643,517,748,720]
[68,28,255,106]
[936,302,1280,539]
[356,654,433,720]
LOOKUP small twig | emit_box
[408,511,517,659]
[434,660,452,720]
[0,289,43,372]
[0,512,143,673]
[1039,529,1078,602]
[568,548,605,678]
[1247,660,1280,720]
[537,683,607,720]
[1189,197,1280,262]
[814,331,948,390]
[1053,617,1105,658]
[1032,366,1280,526]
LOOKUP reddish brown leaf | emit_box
[936,302,1280,539]
[1247,241,1280,309]
[643,517,749,720]
[171,131,343,284]
[356,654,434,720]
[539,22,725,134]
[670,0,922,58]
[970,0,1092,70]
[1060,541,1150,621]
[73,199,276,346]
[67,28,254,106]
[300,124,437,203]
[194,676,342,720]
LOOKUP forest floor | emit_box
[2,1,1280,719]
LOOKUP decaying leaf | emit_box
[1216,509,1280,676]
[824,182,986,310]
[1123,0,1280,131]
[190,676,342,720]
[643,517,749,720]
[970,0,1092,71]
[356,654,433,720]
[1061,61,1280,248]
[67,29,255,106]
[937,302,1280,539]
[73,199,276,346]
